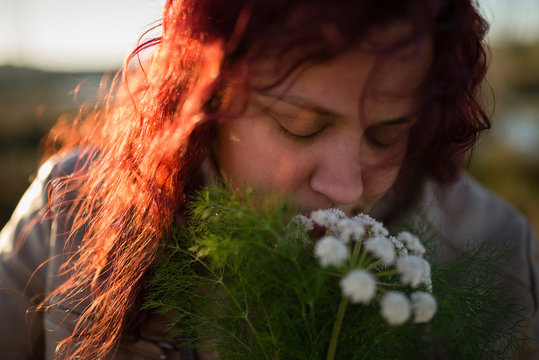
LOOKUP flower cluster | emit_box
[303,209,437,325]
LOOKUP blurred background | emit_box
[0,0,538,234]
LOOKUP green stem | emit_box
[365,259,383,271]
[326,296,349,360]
[356,247,369,269]
[373,269,398,277]
[351,240,362,267]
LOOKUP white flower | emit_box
[328,208,346,218]
[419,258,432,291]
[390,236,408,256]
[364,236,396,265]
[291,214,314,231]
[310,209,345,231]
[410,291,437,323]
[423,278,433,293]
[314,236,349,268]
[339,269,377,304]
[287,214,314,244]
[352,213,389,237]
[380,291,411,325]
[336,218,365,243]
[397,231,426,257]
[396,255,425,288]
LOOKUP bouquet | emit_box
[145,182,527,359]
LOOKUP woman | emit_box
[1,0,537,359]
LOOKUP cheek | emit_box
[361,146,407,199]
[363,163,401,196]
[215,121,267,185]
[214,117,311,192]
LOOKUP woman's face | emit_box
[214,43,431,216]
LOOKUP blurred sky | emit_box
[0,0,538,72]
[0,0,166,71]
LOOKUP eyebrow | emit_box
[260,92,418,125]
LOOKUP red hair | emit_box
[40,0,490,358]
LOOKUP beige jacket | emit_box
[1,150,538,359]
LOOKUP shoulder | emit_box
[411,173,538,311]
[0,146,93,287]
[0,147,92,358]
[412,173,535,251]
[0,148,85,254]
[412,174,539,356]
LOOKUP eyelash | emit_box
[276,123,321,142]
[366,135,393,149]
[266,112,323,143]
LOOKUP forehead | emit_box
[249,31,432,120]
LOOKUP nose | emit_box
[309,143,363,207]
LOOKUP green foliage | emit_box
[145,182,527,359]
[426,240,527,359]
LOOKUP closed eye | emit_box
[267,111,325,142]
[367,134,393,148]
[365,119,415,148]
[251,92,334,141]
